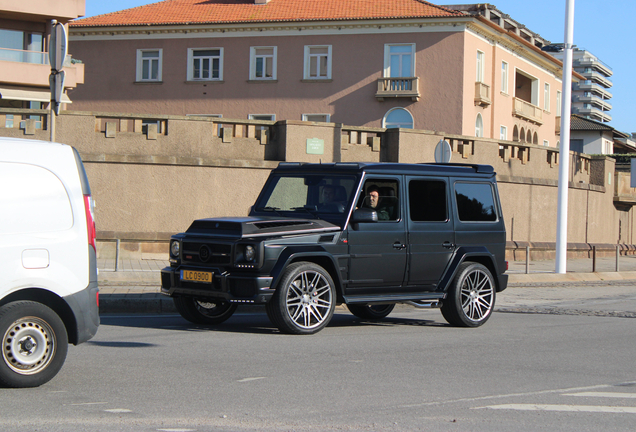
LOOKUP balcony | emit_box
[512,97,543,125]
[579,70,613,88]
[474,82,491,107]
[375,77,419,101]
[573,94,612,111]
[572,106,612,123]
[573,81,613,99]
[0,48,84,88]
[575,57,613,77]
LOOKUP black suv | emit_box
[161,162,508,334]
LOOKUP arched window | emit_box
[512,125,519,141]
[519,127,525,143]
[533,132,538,145]
[475,113,483,137]
[383,108,414,129]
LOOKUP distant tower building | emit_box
[551,48,613,123]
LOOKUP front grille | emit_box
[182,241,232,265]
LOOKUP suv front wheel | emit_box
[266,262,336,335]
[441,262,495,327]
[174,297,238,325]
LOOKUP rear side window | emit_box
[0,162,73,234]
[455,182,497,222]
[409,180,447,222]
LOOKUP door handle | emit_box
[442,241,455,249]
[393,243,406,250]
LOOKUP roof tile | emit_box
[71,0,463,27]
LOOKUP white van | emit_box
[0,137,99,388]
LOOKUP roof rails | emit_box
[421,162,494,174]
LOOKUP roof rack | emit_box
[420,162,493,174]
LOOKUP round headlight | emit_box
[244,245,255,262]
[170,241,180,257]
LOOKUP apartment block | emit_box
[67,0,578,147]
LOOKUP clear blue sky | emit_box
[84,0,635,134]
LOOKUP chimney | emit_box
[255,0,271,4]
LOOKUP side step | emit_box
[402,300,442,309]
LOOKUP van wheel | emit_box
[174,297,237,325]
[441,262,495,327]
[347,304,395,320]
[266,262,336,335]
[0,301,68,388]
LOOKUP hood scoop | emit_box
[253,221,312,230]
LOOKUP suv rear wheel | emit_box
[174,297,237,325]
[266,262,336,335]
[441,262,495,327]
[347,304,395,320]
[0,301,68,388]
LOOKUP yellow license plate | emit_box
[181,270,213,283]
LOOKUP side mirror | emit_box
[351,208,378,223]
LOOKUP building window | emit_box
[500,126,507,140]
[515,69,539,106]
[383,108,414,129]
[501,61,508,94]
[475,113,483,137]
[543,140,549,146]
[187,48,222,81]
[304,45,331,79]
[384,44,415,77]
[249,114,275,121]
[556,90,562,116]
[4,114,14,128]
[136,49,162,82]
[476,51,485,83]
[250,47,277,80]
[302,114,331,122]
[544,83,550,111]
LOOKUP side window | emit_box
[455,182,497,222]
[136,49,162,82]
[250,46,277,80]
[304,45,332,79]
[409,180,447,222]
[360,179,399,221]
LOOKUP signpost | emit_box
[49,20,67,142]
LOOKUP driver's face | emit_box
[368,191,379,208]
[322,187,334,202]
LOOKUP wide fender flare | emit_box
[269,246,344,292]
[437,247,501,293]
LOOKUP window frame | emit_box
[501,61,508,94]
[302,114,331,122]
[303,45,332,80]
[382,107,414,129]
[544,82,550,111]
[383,43,415,78]
[500,125,507,141]
[475,113,484,138]
[248,114,276,121]
[556,90,562,116]
[476,50,485,83]
[250,46,277,80]
[136,49,163,82]
[187,47,223,81]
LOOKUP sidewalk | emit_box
[97,256,636,314]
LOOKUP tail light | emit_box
[505,261,509,271]
[84,194,96,251]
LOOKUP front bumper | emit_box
[160,266,275,304]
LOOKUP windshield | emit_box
[253,173,358,223]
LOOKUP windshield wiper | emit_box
[291,206,322,219]
[256,206,283,216]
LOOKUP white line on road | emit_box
[104,409,132,413]
[474,404,636,414]
[68,402,108,406]
[237,377,266,383]
[563,392,636,399]
[157,429,196,432]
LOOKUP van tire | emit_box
[0,301,68,388]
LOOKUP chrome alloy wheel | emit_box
[460,268,494,322]
[2,317,56,376]
[285,270,333,330]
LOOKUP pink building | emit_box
[68,0,577,146]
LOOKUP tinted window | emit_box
[455,182,497,222]
[359,179,399,221]
[409,180,447,222]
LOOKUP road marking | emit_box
[68,402,108,406]
[157,429,196,432]
[237,377,266,383]
[475,404,636,414]
[104,409,132,413]
[564,392,636,399]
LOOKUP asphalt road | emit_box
[1,291,635,432]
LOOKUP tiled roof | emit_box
[570,114,614,132]
[70,0,463,27]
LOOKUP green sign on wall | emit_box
[306,138,325,155]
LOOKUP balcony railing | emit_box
[375,77,420,101]
[0,47,72,67]
[512,97,543,125]
[474,82,491,106]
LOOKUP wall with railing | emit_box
[1,108,633,260]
